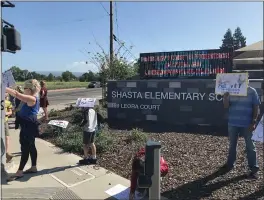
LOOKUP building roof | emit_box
[235,40,263,52]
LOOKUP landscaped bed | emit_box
[40,106,263,200]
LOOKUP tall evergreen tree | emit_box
[47,73,54,81]
[220,28,234,50]
[233,27,246,50]
[220,28,234,49]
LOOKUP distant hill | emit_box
[36,71,84,77]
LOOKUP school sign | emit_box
[139,49,233,79]
[107,79,263,126]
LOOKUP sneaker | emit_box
[6,153,13,163]
[79,158,90,165]
[247,171,259,180]
[88,158,97,164]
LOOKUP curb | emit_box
[49,87,86,92]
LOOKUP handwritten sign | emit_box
[215,73,248,96]
[105,184,142,200]
[2,70,16,88]
[48,120,69,129]
[38,107,44,116]
[252,115,263,143]
[76,98,96,108]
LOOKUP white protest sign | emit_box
[2,70,16,88]
[252,115,263,143]
[76,98,96,108]
[38,107,44,116]
[105,184,142,200]
[215,73,248,96]
[48,120,69,129]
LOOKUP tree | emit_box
[9,66,23,81]
[87,71,96,81]
[233,27,246,50]
[220,28,234,50]
[79,38,139,102]
[79,75,86,82]
[61,71,75,82]
[47,73,54,81]
[79,71,99,82]
[31,71,41,80]
[55,76,63,82]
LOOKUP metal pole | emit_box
[1,82,7,179]
[149,148,161,200]
[109,0,114,79]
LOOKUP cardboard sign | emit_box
[76,98,96,108]
[38,107,44,116]
[252,115,263,143]
[215,73,248,96]
[2,70,16,88]
[48,120,69,129]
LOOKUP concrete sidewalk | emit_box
[2,122,130,199]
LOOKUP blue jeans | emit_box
[227,125,259,173]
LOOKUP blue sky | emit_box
[2,2,263,73]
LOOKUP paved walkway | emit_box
[1,105,130,199]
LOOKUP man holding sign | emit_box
[223,72,260,179]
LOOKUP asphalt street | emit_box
[48,88,102,105]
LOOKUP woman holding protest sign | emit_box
[39,81,49,121]
[5,79,41,181]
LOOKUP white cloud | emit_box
[72,61,86,66]
[67,61,98,72]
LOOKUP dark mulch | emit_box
[97,131,263,200]
[41,107,264,200]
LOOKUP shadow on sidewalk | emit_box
[4,165,81,184]
[161,166,248,200]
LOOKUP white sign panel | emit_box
[215,73,248,96]
[48,120,69,129]
[105,184,142,200]
[2,70,16,88]
[252,115,263,143]
[76,98,96,108]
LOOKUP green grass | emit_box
[16,81,89,90]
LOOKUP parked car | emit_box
[88,81,101,88]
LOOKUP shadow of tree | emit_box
[162,166,247,200]
[238,186,264,200]
[4,164,83,183]
[107,119,228,137]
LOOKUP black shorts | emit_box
[83,131,95,145]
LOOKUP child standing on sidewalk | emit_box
[5,93,13,163]
[79,106,98,165]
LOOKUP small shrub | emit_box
[127,128,148,143]
[71,109,83,124]
[49,109,60,117]
[95,105,107,120]
[53,125,83,154]
[95,127,114,153]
